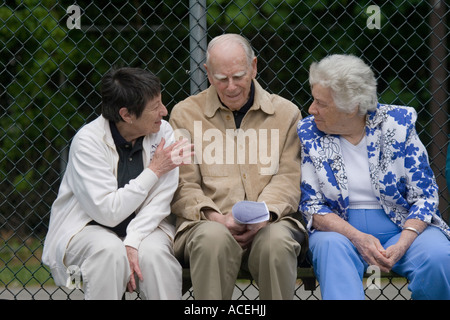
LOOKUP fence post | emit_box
[189,0,208,95]
[429,0,449,222]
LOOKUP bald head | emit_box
[205,34,255,69]
[204,34,257,111]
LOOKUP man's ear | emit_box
[119,107,132,124]
[251,56,257,79]
[204,63,212,85]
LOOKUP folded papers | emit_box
[232,201,270,224]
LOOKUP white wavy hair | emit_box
[309,54,378,115]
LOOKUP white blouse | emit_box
[340,136,381,209]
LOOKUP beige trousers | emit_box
[65,225,182,300]
[174,219,304,299]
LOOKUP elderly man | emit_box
[169,34,307,299]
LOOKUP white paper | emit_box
[232,201,270,224]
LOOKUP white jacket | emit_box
[42,116,178,286]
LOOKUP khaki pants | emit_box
[174,219,304,299]
[65,225,182,299]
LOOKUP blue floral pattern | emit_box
[297,104,450,239]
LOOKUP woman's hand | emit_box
[148,137,193,178]
[383,243,407,269]
[383,220,427,270]
[350,231,392,272]
[126,246,143,293]
[313,213,391,272]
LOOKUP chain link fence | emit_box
[1,0,448,300]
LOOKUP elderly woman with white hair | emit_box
[297,54,450,300]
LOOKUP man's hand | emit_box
[204,209,267,248]
[234,221,268,249]
[204,210,246,235]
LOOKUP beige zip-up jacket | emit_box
[169,80,307,242]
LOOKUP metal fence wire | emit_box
[0,0,448,300]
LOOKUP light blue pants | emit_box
[309,209,450,300]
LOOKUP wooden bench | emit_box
[182,267,403,295]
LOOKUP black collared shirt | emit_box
[110,121,144,190]
[89,121,144,237]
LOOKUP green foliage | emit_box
[0,0,446,236]
[0,235,52,287]
[207,0,435,113]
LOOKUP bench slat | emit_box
[182,268,404,294]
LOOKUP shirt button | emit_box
[129,157,133,161]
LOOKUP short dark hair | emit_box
[101,67,161,122]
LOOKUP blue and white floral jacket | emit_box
[297,104,450,239]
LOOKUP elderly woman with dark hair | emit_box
[43,67,191,299]
[297,54,450,300]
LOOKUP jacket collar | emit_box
[366,103,384,128]
[99,116,115,148]
[204,79,275,118]
[99,114,154,164]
